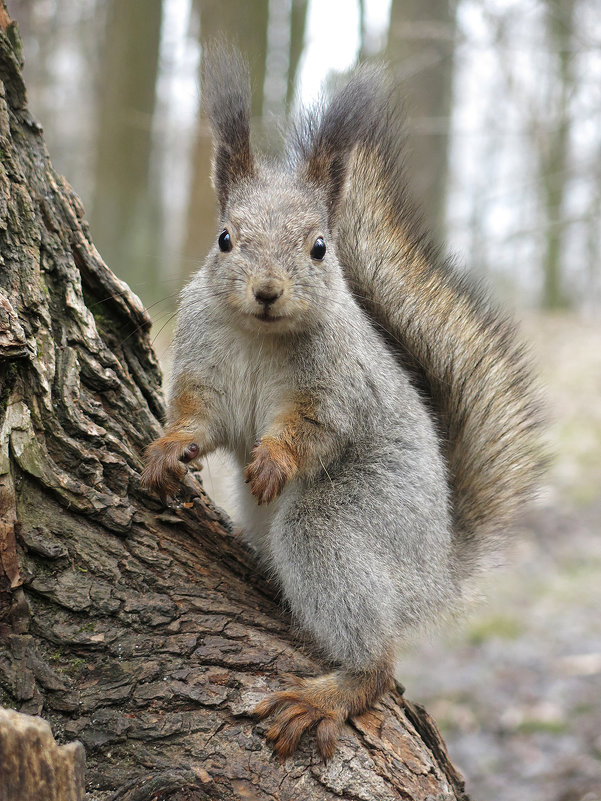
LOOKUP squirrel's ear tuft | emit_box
[202,42,254,213]
[290,67,391,228]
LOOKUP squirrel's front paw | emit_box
[141,437,199,501]
[244,437,298,505]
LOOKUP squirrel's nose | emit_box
[254,286,283,306]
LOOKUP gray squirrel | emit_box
[141,46,543,761]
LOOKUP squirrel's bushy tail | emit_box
[291,68,544,576]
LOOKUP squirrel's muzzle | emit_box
[253,280,284,308]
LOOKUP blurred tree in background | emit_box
[91,0,163,304]
[539,0,574,309]
[384,0,457,245]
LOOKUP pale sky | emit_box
[299,0,392,103]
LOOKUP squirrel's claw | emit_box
[141,437,199,502]
[244,438,297,505]
[253,679,344,761]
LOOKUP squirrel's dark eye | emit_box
[310,237,326,260]
[218,229,232,253]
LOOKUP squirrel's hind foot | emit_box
[254,674,343,761]
[253,665,393,761]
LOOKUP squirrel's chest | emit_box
[212,337,293,457]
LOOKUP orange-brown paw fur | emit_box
[141,436,199,500]
[253,675,346,761]
[245,437,298,505]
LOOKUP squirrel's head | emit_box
[200,44,385,335]
[204,167,343,334]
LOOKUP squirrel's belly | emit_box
[232,467,281,560]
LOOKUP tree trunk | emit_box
[540,0,574,309]
[0,10,469,800]
[90,0,164,308]
[0,707,86,800]
[287,0,309,110]
[386,0,457,246]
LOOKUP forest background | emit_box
[9,1,601,799]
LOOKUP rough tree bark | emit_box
[0,10,469,801]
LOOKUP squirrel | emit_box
[141,46,543,761]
